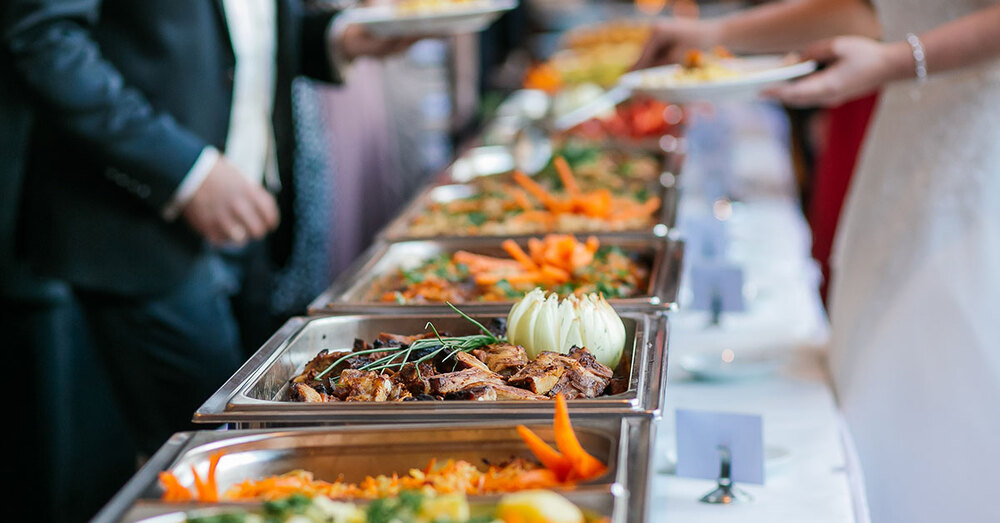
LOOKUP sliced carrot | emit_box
[513,171,568,213]
[576,189,613,218]
[553,156,581,198]
[475,272,540,286]
[159,471,192,501]
[570,243,594,270]
[502,239,538,271]
[206,452,222,502]
[528,238,545,264]
[553,393,607,480]
[540,264,571,283]
[191,462,218,502]
[508,188,535,212]
[585,236,600,254]
[516,425,573,481]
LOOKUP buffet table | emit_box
[647,102,865,522]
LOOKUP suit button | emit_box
[226,67,236,82]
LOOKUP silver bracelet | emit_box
[905,33,928,82]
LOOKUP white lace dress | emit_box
[829,1,1000,521]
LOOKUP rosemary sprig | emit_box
[312,303,505,383]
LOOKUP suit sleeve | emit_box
[2,0,210,211]
[298,3,344,84]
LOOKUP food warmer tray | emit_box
[308,234,684,314]
[95,418,655,523]
[195,311,669,427]
[377,143,684,242]
[378,178,679,243]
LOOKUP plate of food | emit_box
[342,0,517,37]
[619,49,817,104]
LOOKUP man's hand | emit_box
[338,25,419,61]
[181,157,279,247]
[631,18,723,71]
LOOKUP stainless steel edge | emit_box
[97,419,639,523]
[92,432,193,523]
[195,310,667,425]
[309,234,680,315]
[306,240,391,314]
[194,317,308,423]
[380,151,680,243]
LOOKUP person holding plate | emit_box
[635,2,1000,522]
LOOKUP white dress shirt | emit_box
[163,1,351,220]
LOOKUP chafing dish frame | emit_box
[195,310,669,426]
[308,234,683,314]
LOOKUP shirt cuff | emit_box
[327,16,355,81]
[162,146,220,221]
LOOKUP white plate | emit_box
[678,349,787,381]
[619,56,817,104]
[341,0,517,37]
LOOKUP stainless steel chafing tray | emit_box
[95,418,655,523]
[195,311,669,427]
[378,179,679,242]
[308,234,684,314]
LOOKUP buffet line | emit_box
[96,88,688,523]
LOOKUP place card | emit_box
[689,262,745,313]
[675,409,764,485]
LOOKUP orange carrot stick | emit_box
[553,393,608,479]
[159,472,193,501]
[516,425,573,481]
[502,239,538,271]
[540,265,571,283]
[513,171,568,213]
[553,156,581,198]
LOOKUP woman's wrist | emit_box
[883,39,920,82]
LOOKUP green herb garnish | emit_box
[313,303,503,381]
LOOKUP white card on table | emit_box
[675,409,764,485]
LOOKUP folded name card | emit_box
[681,216,728,260]
[675,409,764,485]
[689,262,745,313]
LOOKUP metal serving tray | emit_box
[95,418,655,523]
[308,234,684,314]
[195,311,669,427]
[379,178,679,242]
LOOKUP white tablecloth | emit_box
[646,103,865,522]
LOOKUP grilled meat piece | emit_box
[338,369,411,402]
[567,346,615,379]
[473,343,528,377]
[443,382,547,401]
[547,358,609,399]
[292,349,353,383]
[507,352,568,394]
[291,383,328,402]
[395,362,437,395]
[509,350,612,398]
[454,351,491,372]
[428,367,505,395]
[490,383,548,400]
[443,384,498,401]
[376,332,435,346]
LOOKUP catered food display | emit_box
[164,490,606,523]
[290,291,626,403]
[406,145,664,238]
[161,397,607,501]
[566,97,684,143]
[371,235,648,304]
[523,21,651,92]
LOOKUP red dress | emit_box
[807,93,879,304]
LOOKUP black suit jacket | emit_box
[3,0,341,296]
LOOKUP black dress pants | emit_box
[75,242,277,455]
